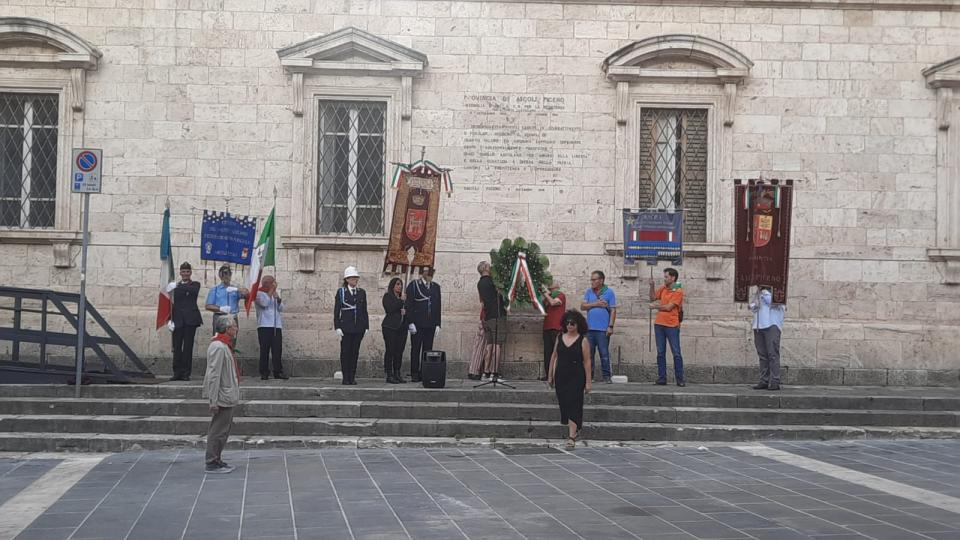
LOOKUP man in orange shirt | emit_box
[648,267,685,387]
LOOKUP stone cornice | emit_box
[453,0,959,11]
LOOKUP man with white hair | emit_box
[203,316,240,473]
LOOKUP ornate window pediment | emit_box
[0,17,100,70]
[278,26,426,78]
[923,56,960,283]
[603,34,752,85]
[277,28,428,270]
[0,18,101,265]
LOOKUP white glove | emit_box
[219,305,231,314]
[336,328,344,339]
[226,286,238,293]
[166,320,175,332]
[434,326,441,338]
[165,282,176,293]
[408,323,417,334]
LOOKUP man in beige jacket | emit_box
[203,316,240,473]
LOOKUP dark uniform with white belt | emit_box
[405,269,442,383]
[334,266,368,385]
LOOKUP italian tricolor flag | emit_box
[245,207,275,315]
[155,207,175,330]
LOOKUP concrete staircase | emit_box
[1,379,959,452]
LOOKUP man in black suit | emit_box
[168,262,203,381]
[405,267,442,383]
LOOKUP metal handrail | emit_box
[0,286,154,383]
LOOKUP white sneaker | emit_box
[482,373,491,381]
[494,375,508,383]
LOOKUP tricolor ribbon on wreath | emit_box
[506,252,546,315]
[390,159,453,195]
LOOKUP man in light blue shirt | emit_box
[205,265,248,337]
[580,270,617,383]
[749,287,785,391]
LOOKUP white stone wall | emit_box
[1,0,959,375]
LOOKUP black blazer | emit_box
[381,292,405,331]
[404,280,442,328]
[334,287,369,333]
[172,281,202,327]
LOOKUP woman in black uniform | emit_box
[548,309,592,449]
[381,277,407,384]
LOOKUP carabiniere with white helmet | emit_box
[333,266,369,385]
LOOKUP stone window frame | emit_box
[602,35,752,279]
[0,17,100,267]
[923,56,960,284]
[277,27,426,272]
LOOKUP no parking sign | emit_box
[71,148,102,193]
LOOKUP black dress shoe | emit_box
[676,381,686,387]
[273,372,289,380]
[767,384,781,391]
[411,375,422,383]
[261,375,269,380]
[395,373,407,383]
[341,379,350,385]
[169,376,181,382]
[752,383,768,390]
[655,379,667,385]
[349,380,358,385]
[386,374,398,384]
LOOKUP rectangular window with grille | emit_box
[316,100,386,236]
[1,93,58,229]
[638,107,708,242]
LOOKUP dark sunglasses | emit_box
[565,321,577,326]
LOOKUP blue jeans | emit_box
[587,330,611,378]
[655,324,684,382]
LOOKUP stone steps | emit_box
[1,423,959,454]
[2,381,959,452]
[2,398,959,427]
[4,383,958,410]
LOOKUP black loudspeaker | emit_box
[422,350,446,388]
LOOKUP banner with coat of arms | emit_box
[383,161,446,274]
[734,180,794,304]
[200,211,257,265]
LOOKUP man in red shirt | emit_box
[649,267,685,387]
[539,281,566,381]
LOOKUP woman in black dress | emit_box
[548,309,592,449]
[382,277,407,384]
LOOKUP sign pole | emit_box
[75,192,90,398]
[71,148,101,398]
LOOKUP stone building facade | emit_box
[1,0,959,384]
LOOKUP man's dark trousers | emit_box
[172,325,197,379]
[410,327,435,379]
[257,327,283,377]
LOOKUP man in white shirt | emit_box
[749,286,785,391]
[255,275,287,380]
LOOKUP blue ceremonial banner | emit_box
[623,209,684,266]
[200,211,257,265]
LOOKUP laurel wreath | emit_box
[490,237,552,309]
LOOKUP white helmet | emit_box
[343,266,359,279]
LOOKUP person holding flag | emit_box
[168,262,202,381]
[255,275,287,380]
[244,207,275,315]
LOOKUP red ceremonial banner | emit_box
[383,171,441,274]
[734,180,794,304]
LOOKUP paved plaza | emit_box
[1,441,960,540]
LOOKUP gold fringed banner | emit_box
[383,170,441,274]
